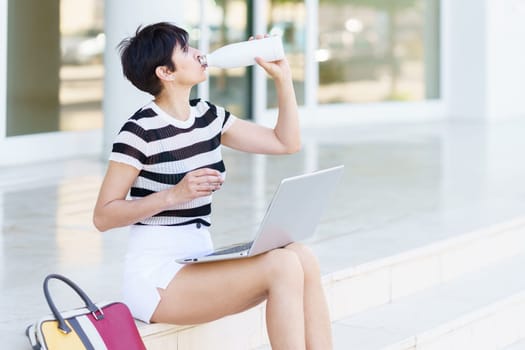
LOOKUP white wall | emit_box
[444,0,487,119]
[485,0,525,119]
[446,0,525,120]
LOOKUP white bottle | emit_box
[198,36,284,69]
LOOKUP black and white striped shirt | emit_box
[110,98,237,227]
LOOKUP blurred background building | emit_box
[0,0,524,166]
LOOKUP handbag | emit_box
[25,273,146,350]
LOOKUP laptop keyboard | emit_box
[207,241,253,256]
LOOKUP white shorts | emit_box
[122,223,214,323]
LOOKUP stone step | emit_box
[320,216,525,321]
[138,217,525,349]
[332,253,525,350]
[505,339,525,350]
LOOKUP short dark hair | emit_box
[118,22,189,96]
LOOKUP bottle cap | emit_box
[198,55,208,67]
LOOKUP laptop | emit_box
[176,165,344,264]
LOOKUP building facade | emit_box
[1,0,524,165]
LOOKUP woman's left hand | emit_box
[250,34,292,83]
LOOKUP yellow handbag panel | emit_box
[40,320,86,350]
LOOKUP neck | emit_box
[154,86,192,121]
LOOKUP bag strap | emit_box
[43,274,104,334]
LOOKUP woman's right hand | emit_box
[166,168,224,205]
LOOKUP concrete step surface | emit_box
[332,253,525,350]
[505,339,525,350]
[320,216,525,321]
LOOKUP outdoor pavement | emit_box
[2,118,525,349]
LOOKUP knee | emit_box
[285,242,321,281]
[262,248,304,288]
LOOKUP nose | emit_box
[191,47,203,58]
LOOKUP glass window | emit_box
[59,0,104,131]
[266,0,306,108]
[207,0,251,118]
[318,0,440,104]
[6,0,104,136]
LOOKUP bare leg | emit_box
[285,243,333,350]
[151,248,306,350]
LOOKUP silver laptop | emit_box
[176,165,344,264]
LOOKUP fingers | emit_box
[190,167,223,179]
[254,56,269,68]
[167,168,223,205]
[186,168,224,195]
[194,175,223,192]
[248,34,271,41]
[249,33,284,68]
[196,182,221,193]
[254,57,279,77]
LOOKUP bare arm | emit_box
[93,161,223,232]
[221,37,301,155]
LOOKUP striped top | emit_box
[109,98,237,227]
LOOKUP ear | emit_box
[155,66,175,81]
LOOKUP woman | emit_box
[93,22,332,350]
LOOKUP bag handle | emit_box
[43,274,104,334]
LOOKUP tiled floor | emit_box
[2,119,525,349]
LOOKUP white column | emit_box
[444,0,487,119]
[304,0,319,108]
[485,0,525,119]
[103,1,186,157]
[252,0,268,124]
[0,193,4,275]
[197,0,210,101]
[446,0,525,120]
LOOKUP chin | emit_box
[197,72,208,83]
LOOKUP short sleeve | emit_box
[109,120,149,170]
[222,110,238,133]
